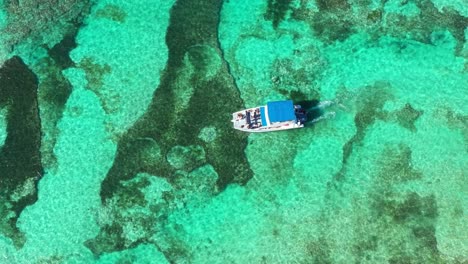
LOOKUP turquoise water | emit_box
[0,0,467,263]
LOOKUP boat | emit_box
[231,100,307,132]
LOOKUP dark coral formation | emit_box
[264,0,293,29]
[37,29,80,168]
[389,0,468,54]
[95,4,127,23]
[0,56,43,246]
[90,0,253,258]
[377,144,422,182]
[367,144,440,262]
[334,90,424,184]
[99,0,252,201]
[306,237,333,263]
[292,0,468,54]
[334,82,393,181]
[48,33,78,69]
[395,103,423,131]
[316,142,441,263]
[79,57,112,92]
[436,107,468,152]
[370,192,441,263]
[292,0,354,42]
[1,0,94,52]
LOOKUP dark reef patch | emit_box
[436,107,468,152]
[315,0,350,12]
[367,144,441,263]
[0,56,43,247]
[35,58,73,168]
[38,27,81,169]
[95,4,127,23]
[319,139,441,263]
[375,192,438,223]
[306,238,332,263]
[1,0,93,55]
[264,0,293,29]
[352,235,378,261]
[370,190,442,262]
[90,0,252,258]
[78,57,114,113]
[334,82,393,182]
[79,57,112,92]
[376,144,423,183]
[291,0,467,54]
[394,103,423,132]
[400,1,468,54]
[99,0,252,201]
[303,0,355,43]
[48,34,78,69]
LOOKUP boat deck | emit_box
[231,100,305,133]
[232,107,263,130]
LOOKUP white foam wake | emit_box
[309,111,336,123]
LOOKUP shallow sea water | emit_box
[0,0,467,263]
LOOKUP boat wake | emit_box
[309,111,336,124]
[309,100,334,110]
[302,99,340,126]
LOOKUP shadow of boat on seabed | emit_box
[296,99,342,126]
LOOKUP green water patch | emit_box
[0,56,43,247]
[95,4,127,23]
[248,130,308,186]
[264,0,293,29]
[91,0,252,257]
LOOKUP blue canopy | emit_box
[260,107,267,125]
[267,100,296,123]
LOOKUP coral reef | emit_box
[264,0,293,29]
[334,82,394,181]
[1,0,93,57]
[35,30,78,169]
[0,56,42,247]
[90,0,253,258]
[312,141,443,263]
[291,0,467,54]
[95,4,127,23]
[394,103,423,132]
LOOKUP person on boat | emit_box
[236,113,245,121]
